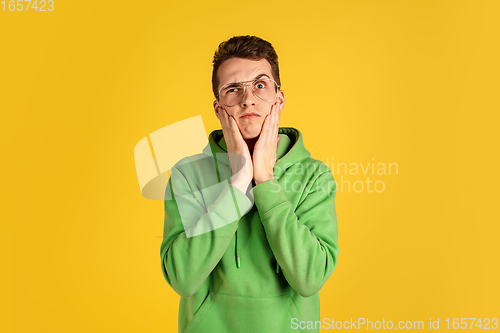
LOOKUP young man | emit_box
[160,35,339,333]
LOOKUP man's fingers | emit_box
[219,108,236,148]
[260,114,271,140]
[274,103,280,139]
[269,103,279,141]
[258,103,279,144]
[218,107,228,126]
[228,114,244,141]
[218,107,246,149]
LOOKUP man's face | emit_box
[214,58,285,140]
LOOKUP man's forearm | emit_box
[252,173,339,297]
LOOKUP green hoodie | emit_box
[160,127,339,333]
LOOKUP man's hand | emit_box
[253,103,281,185]
[216,107,253,193]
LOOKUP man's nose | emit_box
[241,84,256,107]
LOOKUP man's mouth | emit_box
[240,112,260,119]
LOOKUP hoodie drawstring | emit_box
[226,164,242,269]
[211,148,280,273]
[235,230,241,268]
[232,191,242,268]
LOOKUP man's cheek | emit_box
[258,119,266,131]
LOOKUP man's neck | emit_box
[245,137,258,156]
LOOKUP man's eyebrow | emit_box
[253,73,271,80]
[222,73,272,88]
[234,73,271,83]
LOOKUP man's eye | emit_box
[255,82,266,89]
[225,87,239,94]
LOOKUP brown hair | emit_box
[212,35,281,99]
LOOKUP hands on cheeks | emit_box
[215,106,254,193]
[215,102,281,190]
[253,103,281,185]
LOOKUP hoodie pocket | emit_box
[182,291,216,333]
[185,292,304,333]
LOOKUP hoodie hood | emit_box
[202,127,312,270]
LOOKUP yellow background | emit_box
[2,1,499,332]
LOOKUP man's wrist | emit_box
[254,175,275,186]
[231,176,252,193]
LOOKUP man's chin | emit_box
[240,126,263,140]
[242,133,259,140]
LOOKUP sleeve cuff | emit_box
[250,179,288,214]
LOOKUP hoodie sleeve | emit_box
[160,166,253,298]
[251,169,339,297]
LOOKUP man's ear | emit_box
[277,90,285,111]
[213,100,221,119]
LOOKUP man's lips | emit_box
[240,112,260,119]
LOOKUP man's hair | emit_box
[212,35,281,99]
